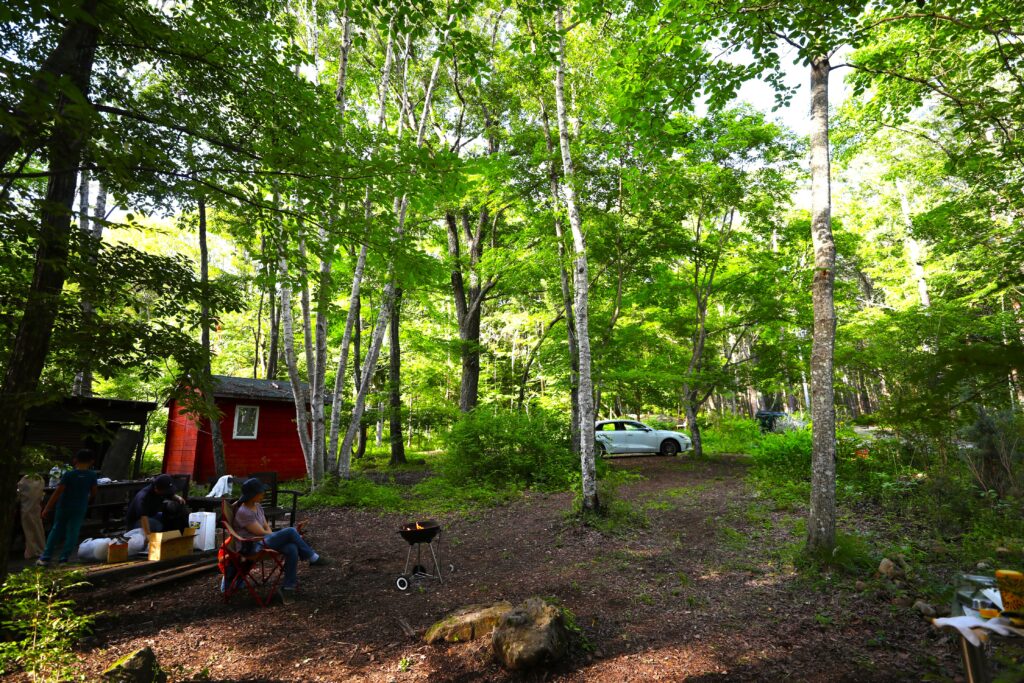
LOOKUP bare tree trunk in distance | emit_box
[896,179,930,308]
[199,196,227,477]
[807,57,838,554]
[389,289,406,465]
[554,8,598,512]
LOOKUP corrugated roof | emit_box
[211,375,329,403]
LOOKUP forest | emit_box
[1,0,1023,681]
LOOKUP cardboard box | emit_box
[147,527,196,562]
[106,541,128,564]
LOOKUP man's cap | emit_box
[239,477,271,503]
[153,474,176,492]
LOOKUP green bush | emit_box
[749,429,813,479]
[703,415,762,455]
[303,476,406,511]
[443,408,577,490]
[797,532,878,576]
[0,569,93,681]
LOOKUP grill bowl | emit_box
[399,520,440,544]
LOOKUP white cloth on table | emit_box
[933,616,1024,647]
[208,475,233,498]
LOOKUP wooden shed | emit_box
[25,396,157,479]
[162,376,316,483]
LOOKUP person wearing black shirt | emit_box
[126,474,187,532]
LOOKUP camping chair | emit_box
[217,499,285,607]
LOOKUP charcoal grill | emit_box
[395,520,453,590]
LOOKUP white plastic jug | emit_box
[188,511,217,551]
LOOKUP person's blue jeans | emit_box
[40,507,87,562]
[261,527,315,589]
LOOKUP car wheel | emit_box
[596,442,608,458]
[660,439,680,457]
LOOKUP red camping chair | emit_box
[218,499,285,607]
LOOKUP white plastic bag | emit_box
[91,538,112,561]
[124,527,147,556]
[77,538,97,561]
[76,538,110,562]
[189,511,217,551]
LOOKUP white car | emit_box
[595,420,692,457]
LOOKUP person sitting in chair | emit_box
[234,477,329,597]
[126,474,186,532]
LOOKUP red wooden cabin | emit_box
[163,376,317,483]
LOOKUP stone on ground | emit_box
[425,602,513,644]
[878,558,903,579]
[102,647,167,683]
[492,597,569,670]
[913,600,937,618]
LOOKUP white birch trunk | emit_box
[807,58,837,553]
[72,170,91,397]
[338,24,449,472]
[554,9,598,511]
[896,179,931,308]
[276,190,315,481]
[339,284,394,477]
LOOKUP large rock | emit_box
[425,602,513,644]
[102,647,167,683]
[492,598,569,670]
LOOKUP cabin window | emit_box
[233,405,259,439]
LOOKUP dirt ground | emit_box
[66,455,965,682]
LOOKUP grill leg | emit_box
[429,540,442,584]
[403,544,413,575]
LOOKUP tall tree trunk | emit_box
[329,245,367,473]
[353,294,368,460]
[539,100,580,454]
[339,285,394,477]
[389,289,406,465]
[199,196,227,478]
[339,28,447,469]
[0,2,97,578]
[0,1,99,169]
[446,211,490,413]
[73,169,91,397]
[684,398,702,457]
[807,57,837,554]
[554,9,597,512]
[276,193,315,482]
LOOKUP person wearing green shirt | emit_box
[37,450,98,566]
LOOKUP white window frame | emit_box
[232,405,260,440]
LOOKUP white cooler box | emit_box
[188,511,217,551]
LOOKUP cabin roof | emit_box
[210,375,321,403]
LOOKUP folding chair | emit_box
[217,499,285,607]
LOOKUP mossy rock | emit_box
[425,602,513,644]
[492,598,569,670]
[102,647,167,683]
